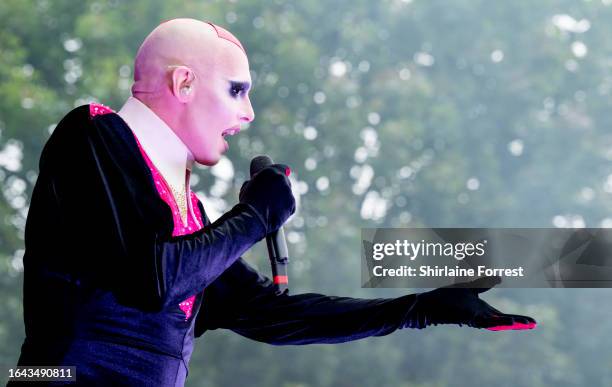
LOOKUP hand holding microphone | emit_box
[238,156,295,234]
[240,155,294,295]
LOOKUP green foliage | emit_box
[2,1,612,386]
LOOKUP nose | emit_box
[239,95,255,123]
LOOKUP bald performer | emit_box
[13,19,535,386]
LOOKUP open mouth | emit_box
[222,127,240,138]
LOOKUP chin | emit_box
[195,153,221,166]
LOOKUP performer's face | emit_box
[185,45,254,165]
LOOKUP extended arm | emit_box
[195,261,537,345]
[195,258,418,345]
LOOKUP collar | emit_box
[118,96,194,191]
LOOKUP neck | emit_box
[134,94,185,140]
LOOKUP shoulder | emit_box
[50,102,115,139]
[55,102,116,131]
[50,102,124,141]
[41,103,121,169]
[57,102,116,127]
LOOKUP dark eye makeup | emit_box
[229,81,251,98]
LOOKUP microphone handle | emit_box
[249,154,290,295]
[266,227,289,295]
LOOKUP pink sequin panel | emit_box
[89,103,114,117]
[90,103,204,320]
[135,141,203,320]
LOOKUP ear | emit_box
[170,65,196,103]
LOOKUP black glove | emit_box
[404,276,537,330]
[239,164,295,234]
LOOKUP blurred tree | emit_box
[1,0,612,386]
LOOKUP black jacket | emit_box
[14,104,416,385]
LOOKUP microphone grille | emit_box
[250,155,274,177]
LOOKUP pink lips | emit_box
[221,126,240,152]
[222,126,241,137]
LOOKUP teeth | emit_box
[223,128,239,137]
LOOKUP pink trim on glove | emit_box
[487,322,537,331]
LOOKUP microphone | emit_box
[250,155,290,295]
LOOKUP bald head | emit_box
[132,18,246,95]
[127,18,254,166]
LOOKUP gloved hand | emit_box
[404,276,537,330]
[239,164,295,234]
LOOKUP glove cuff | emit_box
[233,202,268,240]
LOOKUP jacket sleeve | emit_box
[194,258,418,345]
[38,105,266,311]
